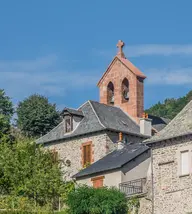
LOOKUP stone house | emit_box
[146,100,192,214]
[36,40,168,195]
[73,141,150,191]
[37,100,147,179]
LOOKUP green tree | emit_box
[0,138,66,209]
[0,89,14,139]
[146,90,192,119]
[17,94,61,138]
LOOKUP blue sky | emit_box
[0,0,192,110]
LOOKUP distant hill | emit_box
[146,90,192,120]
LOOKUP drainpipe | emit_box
[151,148,154,214]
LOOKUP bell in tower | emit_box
[107,82,114,105]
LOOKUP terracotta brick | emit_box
[98,57,145,120]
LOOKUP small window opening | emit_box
[122,78,129,102]
[107,82,114,105]
[65,117,73,133]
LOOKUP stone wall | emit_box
[45,131,143,180]
[45,132,108,180]
[151,135,192,214]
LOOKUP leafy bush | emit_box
[0,139,67,211]
[66,185,128,214]
[127,197,140,214]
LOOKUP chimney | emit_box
[140,113,152,136]
[117,132,124,150]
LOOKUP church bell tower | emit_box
[97,40,146,121]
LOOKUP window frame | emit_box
[50,148,59,163]
[177,146,192,177]
[65,116,73,133]
[91,176,105,188]
[81,141,93,167]
[180,150,190,176]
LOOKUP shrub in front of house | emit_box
[66,185,128,214]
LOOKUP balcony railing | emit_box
[119,178,147,197]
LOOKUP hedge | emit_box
[66,185,128,214]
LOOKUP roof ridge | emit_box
[77,100,89,110]
[97,56,146,87]
[88,100,106,129]
[64,107,80,111]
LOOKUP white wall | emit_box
[76,149,151,188]
[77,170,122,188]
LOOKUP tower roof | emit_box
[97,40,146,87]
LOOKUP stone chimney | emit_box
[117,132,124,150]
[140,113,152,136]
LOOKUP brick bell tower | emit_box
[97,40,146,121]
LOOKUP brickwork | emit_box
[151,135,192,214]
[98,58,144,119]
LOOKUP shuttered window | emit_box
[83,144,91,166]
[180,151,189,175]
[51,148,58,163]
[91,176,105,188]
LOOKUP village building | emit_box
[36,40,169,203]
[36,40,192,214]
[146,100,192,214]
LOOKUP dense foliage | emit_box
[66,185,128,214]
[146,90,192,119]
[0,89,14,139]
[0,138,67,212]
[17,94,61,138]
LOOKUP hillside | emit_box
[146,90,192,120]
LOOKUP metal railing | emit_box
[119,178,146,197]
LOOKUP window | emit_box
[50,148,58,163]
[180,151,189,175]
[121,78,129,103]
[107,82,114,105]
[65,117,73,133]
[91,176,105,188]
[82,142,92,167]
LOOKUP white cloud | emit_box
[125,44,192,57]
[146,67,192,85]
[0,55,99,103]
[1,51,191,106]
[96,44,192,58]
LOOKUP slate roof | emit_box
[148,115,170,132]
[36,100,145,144]
[73,143,149,178]
[62,107,84,117]
[146,100,192,144]
[97,55,146,87]
[89,101,141,135]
